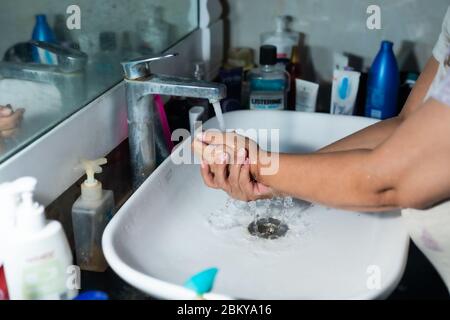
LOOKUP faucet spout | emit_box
[122,54,227,189]
[128,74,226,101]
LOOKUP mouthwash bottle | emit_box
[249,45,289,110]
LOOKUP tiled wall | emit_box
[226,0,449,80]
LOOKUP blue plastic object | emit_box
[338,77,350,100]
[184,268,219,296]
[365,41,400,120]
[74,291,109,300]
[31,14,56,64]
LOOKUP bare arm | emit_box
[318,57,439,153]
[193,58,444,205]
[255,99,450,212]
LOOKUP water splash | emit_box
[206,197,314,239]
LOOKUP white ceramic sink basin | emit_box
[103,110,409,300]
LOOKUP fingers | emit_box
[240,159,256,200]
[0,109,24,132]
[0,129,18,138]
[0,106,13,117]
[200,161,218,189]
[192,139,215,164]
[209,145,232,192]
[199,131,248,151]
[228,148,247,196]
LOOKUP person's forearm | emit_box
[318,117,402,153]
[319,57,439,154]
[254,151,398,212]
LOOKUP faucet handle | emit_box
[121,53,178,80]
[29,40,88,73]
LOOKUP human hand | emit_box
[192,131,277,201]
[0,105,25,138]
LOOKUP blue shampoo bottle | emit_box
[365,41,400,120]
[31,14,56,64]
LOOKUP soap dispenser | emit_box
[261,15,300,64]
[72,158,115,272]
[2,177,76,300]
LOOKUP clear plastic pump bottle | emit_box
[72,158,115,272]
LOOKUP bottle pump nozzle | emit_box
[13,177,46,232]
[80,158,107,201]
[275,15,290,33]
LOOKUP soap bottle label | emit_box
[22,258,67,300]
[366,86,385,119]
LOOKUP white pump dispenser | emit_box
[15,177,46,233]
[80,158,107,201]
[261,15,300,61]
[72,158,115,272]
[0,178,38,268]
[2,177,76,300]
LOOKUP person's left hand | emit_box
[0,105,25,138]
[192,131,276,201]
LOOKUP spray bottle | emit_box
[72,158,115,272]
[2,177,76,300]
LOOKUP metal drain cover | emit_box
[248,218,289,240]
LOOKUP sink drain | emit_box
[248,218,289,240]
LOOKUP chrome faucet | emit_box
[0,41,88,104]
[121,53,227,189]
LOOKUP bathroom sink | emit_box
[103,110,409,300]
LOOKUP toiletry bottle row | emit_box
[0,161,115,299]
[329,41,399,118]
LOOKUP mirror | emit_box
[0,0,199,163]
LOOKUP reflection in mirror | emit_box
[0,0,199,163]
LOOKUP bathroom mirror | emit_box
[0,0,199,164]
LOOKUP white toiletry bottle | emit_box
[261,15,300,63]
[72,158,115,272]
[3,177,77,300]
[0,180,18,300]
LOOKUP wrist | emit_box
[250,150,275,184]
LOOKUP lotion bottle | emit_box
[72,158,115,272]
[0,181,18,300]
[3,177,76,300]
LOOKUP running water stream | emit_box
[211,100,226,132]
